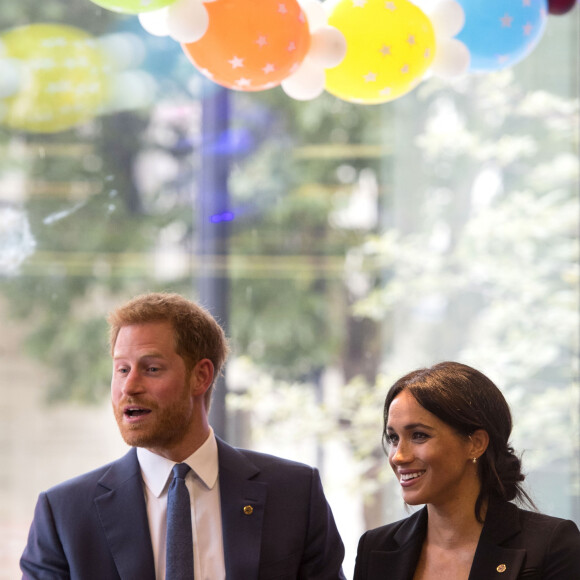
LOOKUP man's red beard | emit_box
[113,392,194,450]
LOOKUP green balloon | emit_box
[89,0,177,15]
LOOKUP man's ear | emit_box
[470,429,490,460]
[190,358,214,396]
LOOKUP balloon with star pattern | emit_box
[0,24,110,133]
[455,0,548,72]
[324,0,436,104]
[181,0,311,92]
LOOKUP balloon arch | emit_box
[0,0,576,132]
[98,0,576,104]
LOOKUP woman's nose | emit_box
[391,440,413,464]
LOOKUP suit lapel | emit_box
[469,500,526,580]
[94,449,156,580]
[217,438,267,580]
[364,502,527,580]
[368,508,427,580]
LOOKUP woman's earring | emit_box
[472,457,477,464]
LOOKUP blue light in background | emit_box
[209,212,235,223]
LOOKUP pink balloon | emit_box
[547,0,577,14]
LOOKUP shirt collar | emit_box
[136,427,219,498]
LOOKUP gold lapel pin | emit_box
[496,564,507,573]
[243,505,254,515]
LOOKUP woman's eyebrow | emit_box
[387,422,435,431]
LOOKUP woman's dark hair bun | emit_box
[483,445,526,502]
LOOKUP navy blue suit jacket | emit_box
[21,438,345,580]
[353,499,580,580]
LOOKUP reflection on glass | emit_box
[0,3,578,579]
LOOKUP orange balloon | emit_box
[182,0,311,91]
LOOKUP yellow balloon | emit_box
[325,0,436,104]
[0,24,109,133]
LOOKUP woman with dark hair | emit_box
[354,361,580,580]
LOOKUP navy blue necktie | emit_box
[166,463,194,579]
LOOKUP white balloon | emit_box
[430,0,465,39]
[167,0,209,44]
[281,58,325,101]
[299,0,327,32]
[430,38,470,79]
[0,58,23,99]
[308,26,347,68]
[138,9,170,37]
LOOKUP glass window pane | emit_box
[1,3,578,578]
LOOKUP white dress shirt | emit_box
[137,428,226,580]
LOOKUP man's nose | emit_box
[122,370,145,396]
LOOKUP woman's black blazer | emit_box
[354,498,580,580]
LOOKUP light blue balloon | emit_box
[455,0,548,71]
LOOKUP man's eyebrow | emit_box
[113,352,166,360]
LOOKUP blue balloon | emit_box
[455,0,548,71]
